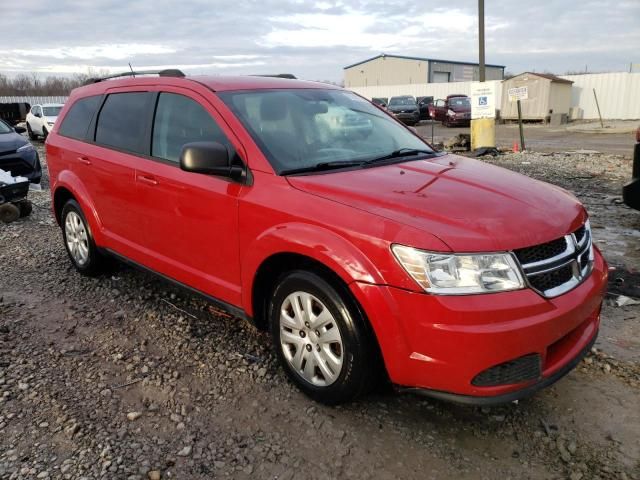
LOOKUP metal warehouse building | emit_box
[344,54,505,88]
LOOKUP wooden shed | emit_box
[500,72,573,121]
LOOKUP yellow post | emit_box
[470,117,496,151]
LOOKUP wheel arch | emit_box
[52,172,103,244]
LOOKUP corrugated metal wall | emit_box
[350,72,640,120]
[0,96,68,105]
[561,73,640,120]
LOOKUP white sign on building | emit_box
[470,82,496,119]
[508,86,529,102]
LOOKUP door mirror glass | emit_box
[35,112,42,118]
[180,141,243,179]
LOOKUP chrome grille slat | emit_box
[514,221,594,298]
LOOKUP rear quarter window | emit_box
[95,92,152,154]
[58,95,102,140]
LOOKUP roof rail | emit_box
[91,69,186,83]
[252,74,297,79]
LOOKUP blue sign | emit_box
[479,96,488,106]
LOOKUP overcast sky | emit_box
[1,0,638,81]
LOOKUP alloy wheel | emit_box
[279,291,344,386]
[64,211,89,266]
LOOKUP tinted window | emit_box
[96,92,151,154]
[152,93,234,163]
[58,96,102,140]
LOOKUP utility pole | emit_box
[470,0,496,151]
[479,0,485,82]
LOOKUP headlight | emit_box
[447,109,455,116]
[392,245,524,294]
[17,143,35,153]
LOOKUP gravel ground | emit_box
[0,141,639,480]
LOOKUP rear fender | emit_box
[53,171,104,244]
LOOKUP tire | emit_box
[0,203,20,223]
[27,123,37,140]
[42,126,48,140]
[16,200,32,218]
[60,199,106,276]
[269,270,376,405]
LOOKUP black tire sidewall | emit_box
[60,199,102,275]
[269,270,373,405]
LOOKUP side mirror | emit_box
[179,142,243,180]
[14,126,26,134]
[35,112,42,118]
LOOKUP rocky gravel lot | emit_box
[1,142,639,480]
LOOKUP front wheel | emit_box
[42,126,48,140]
[269,270,376,405]
[60,199,106,276]
[27,123,37,140]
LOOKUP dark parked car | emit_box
[416,96,434,120]
[0,102,31,126]
[623,127,640,210]
[387,96,419,125]
[371,97,388,107]
[428,95,471,127]
[0,119,42,184]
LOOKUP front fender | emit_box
[53,171,104,244]
[241,222,385,315]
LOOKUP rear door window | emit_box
[58,95,102,141]
[95,92,152,154]
[151,92,234,163]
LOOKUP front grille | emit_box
[515,222,594,298]
[515,237,568,264]
[528,264,574,292]
[472,353,541,387]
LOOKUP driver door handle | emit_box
[137,174,158,186]
[77,156,91,166]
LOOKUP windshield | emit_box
[219,89,432,174]
[43,106,62,116]
[449,97,470,107]
[0,120,12,134]
[389,97,416,106]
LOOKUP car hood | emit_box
[286,154,586,252]
[0,132,28,153]
[448,104,470,113]
[388,104,418,112]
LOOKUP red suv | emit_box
[47,71,607,405]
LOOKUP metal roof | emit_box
[510,72,574,84]
[344,54,506,70]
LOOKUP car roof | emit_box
[73,75,339,96]
[41,103,64,107]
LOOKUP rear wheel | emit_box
[61,199,106,276]
[269,270,376,405]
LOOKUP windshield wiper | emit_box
[364,148,435,165]
[280,160,366,175]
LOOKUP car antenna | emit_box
[128,63,135,78]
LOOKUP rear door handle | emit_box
[137,174,158,186]
[77,156,91,166]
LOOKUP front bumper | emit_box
[0,150,42,184]
[350,247,607,404]
[393,112,420,124]
[446,114,471,126]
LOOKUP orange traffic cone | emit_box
[513,142,519,153]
